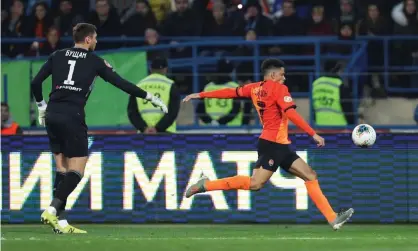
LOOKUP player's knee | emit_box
[68,168,85,177]
[304,168,317,181]
[56,165,67,173]
[249,178,264,191]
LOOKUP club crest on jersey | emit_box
[284,96,292,102]
[268,159,274,166]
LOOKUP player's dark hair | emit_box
[72,23,97,43]
[261,58,285,75]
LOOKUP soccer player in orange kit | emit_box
[182,59,354,230]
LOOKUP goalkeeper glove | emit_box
[36,100,47,127]
[146,93,168,113]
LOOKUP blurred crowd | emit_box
[1,0,418,95]
[2,0,417,55]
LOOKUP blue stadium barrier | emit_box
[2,35,418,129]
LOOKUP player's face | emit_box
[86,33,97,51]
[270,68,286,83]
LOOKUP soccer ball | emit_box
[352,124,376,147]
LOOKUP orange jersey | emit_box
[199,80,316,143]
[238,80,296,144]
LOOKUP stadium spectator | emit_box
[54,0,84,37]
[161,0,199,37]
[273,0,303,56]
[123,0,157,39]
[234,29,263,83]
[88,0,122,49]
[305,5,333,55]
[271,0,310,19]
[339,0,356,25]
[127,57,180,133]
[1,102,23,135]
[307,6,333,36]
[197,59,243,126]
[161,0,198,59]
[148,0,172,24]
[393,0,418,65]
[274,0,304,36]
[393,0,418,90]
[25,0,52,16]
[234,0,273,36]
[391,0,414,27]
[144,28,168,61]
[24,2,54,56]
[414,104,418,123]
[393,0,418,36]
[25,2,53,38]
[234,29,259,125]
[357,4,389,97]
[39,26,63,56]
[358,4,390,36]
[1,0,27,57]
[202,1,233,36]
[199,1,234,56]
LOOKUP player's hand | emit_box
[182,93,200,102]
[313,134,325,147]
[36,101,47,127]
[147,94,168,113]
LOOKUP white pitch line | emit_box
[2,236,418,241]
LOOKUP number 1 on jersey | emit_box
[64,60,76,85]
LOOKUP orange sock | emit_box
[205,175,251,191]
[305,179,337,223]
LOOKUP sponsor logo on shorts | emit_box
[57,85,82,92]
[284,96,292,102]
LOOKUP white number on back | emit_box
[64,60,76,85]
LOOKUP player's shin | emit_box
[53,171,69,225]
[205,175,251,191]
[48,170,82,215]
[305,179,337,223]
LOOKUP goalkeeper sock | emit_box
[205,176,251,191]
[53,171,67,217]
[51,171,82,211]
[305,179,337,223]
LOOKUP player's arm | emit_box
[96,58,148,98]
[31,53,53,103]
[95,57,167,113]
[31,53,53,126]
[183,83,254,102]
[277,86,324,146]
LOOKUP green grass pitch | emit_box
[2,224,418,251]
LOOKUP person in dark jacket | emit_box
[123,0,157,39]
[88,0,122,50]
[39,26,64,56]
[54,0,84,37]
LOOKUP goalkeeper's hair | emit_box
[261,59,285,76]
